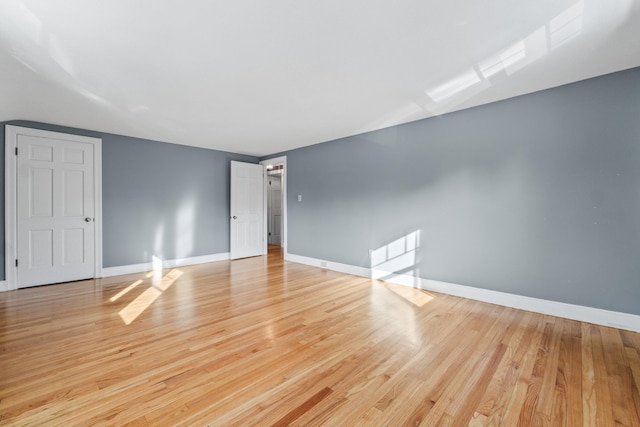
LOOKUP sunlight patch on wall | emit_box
[152,255,163,285]
[371,230,421,286]
[175,198,196,260]
[154,223,165,260]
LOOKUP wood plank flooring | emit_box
[1,246,639,426]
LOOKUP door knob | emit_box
[232,216,237,220]
[85,217,93,222]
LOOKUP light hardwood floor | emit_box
[1,246,639,426]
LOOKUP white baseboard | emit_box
[287,253,640,333]
[0,280,8,292]
[286,253,371,278]
[101,253,230,278]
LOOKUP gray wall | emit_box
[1,121,258,274]
[285,66,640,315]
[3,68,639,316]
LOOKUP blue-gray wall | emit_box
[0,121,258,274]
[285,67,640,315]
[3,67,639,316]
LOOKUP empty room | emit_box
[1,1,640,426]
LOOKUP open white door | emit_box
[230,161,264,259]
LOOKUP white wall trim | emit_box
[287,253,640,333]
[286,253,372,279]
[4,125,103,291]
[0,281,8,292]
[101,253,230,277]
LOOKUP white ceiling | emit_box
[1,1,639,156]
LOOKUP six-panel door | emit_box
[17,134,95,287]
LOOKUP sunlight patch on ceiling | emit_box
[420,0,585,117]
[550,1,584,48]
[2,0,41,45]
[426,69,483,103]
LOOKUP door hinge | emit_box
[15,259,18,267]
[15,147,18,155]
[269,180,272,185]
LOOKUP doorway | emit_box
[267,166,283,245]
[260,156,287,259]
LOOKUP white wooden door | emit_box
[230,161,264,259]
[268,175,282,245]
[16,134,96,287]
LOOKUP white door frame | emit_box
[259,156,287,258]
[4,125,103,291]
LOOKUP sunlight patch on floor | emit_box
[110,279,143,302]
[380,281,435,308]
[118,268,184,325]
